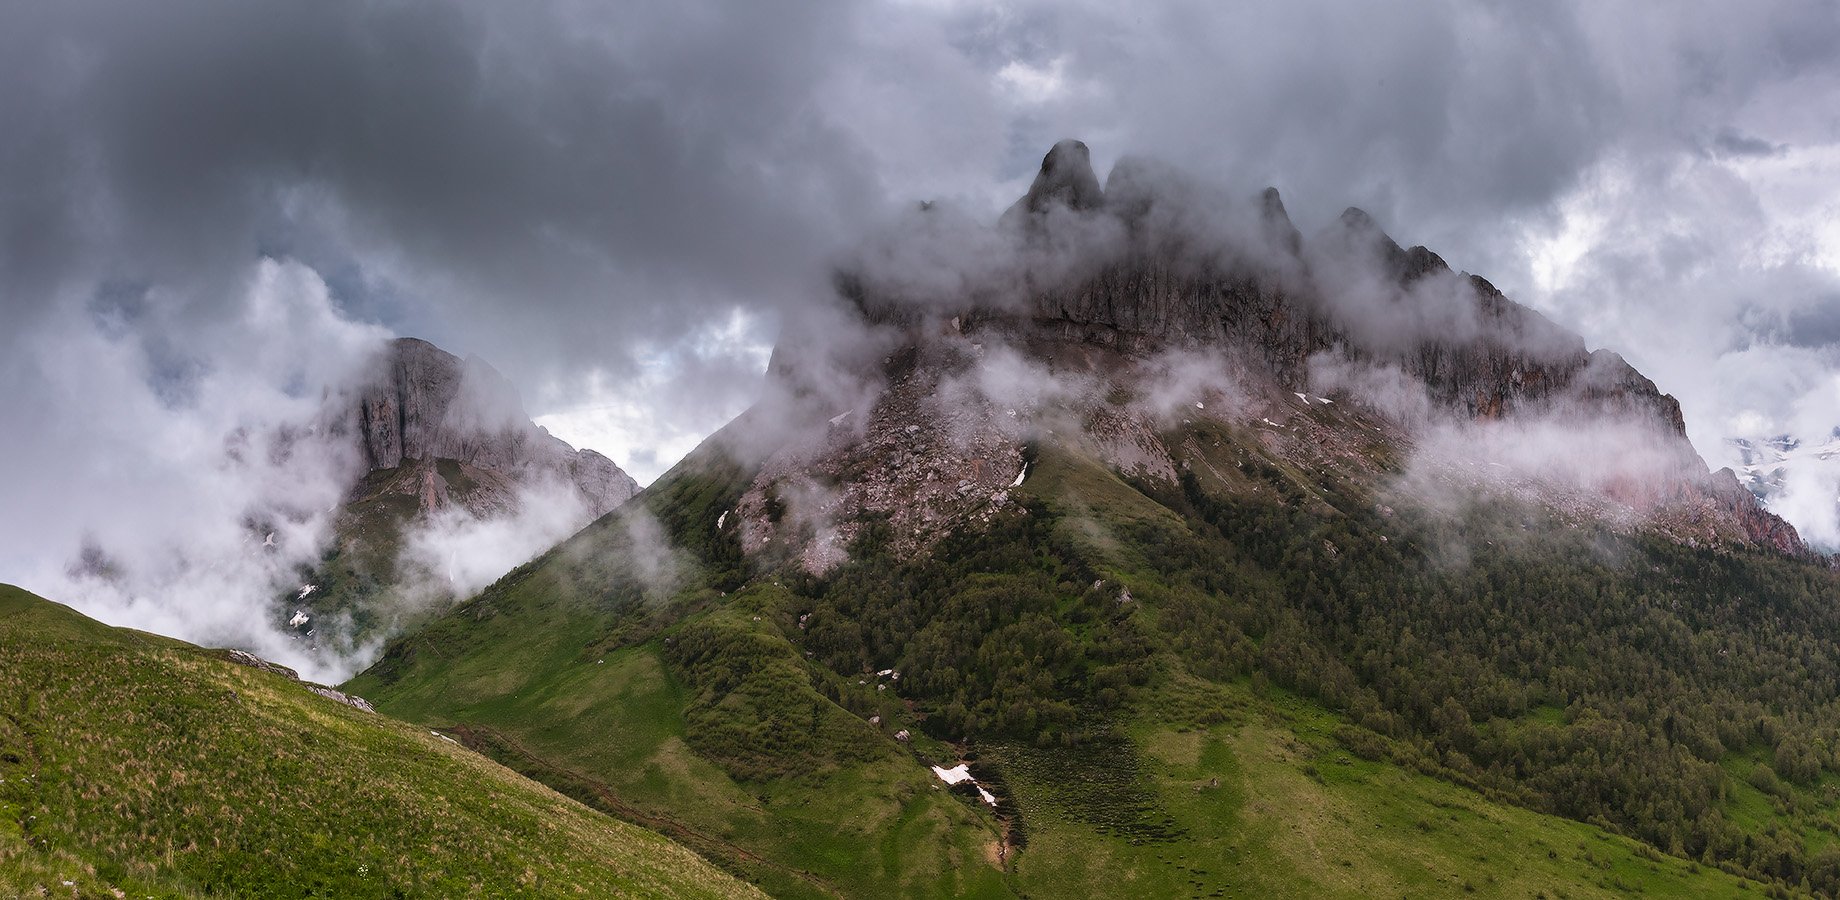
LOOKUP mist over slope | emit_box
[36,318,637,683]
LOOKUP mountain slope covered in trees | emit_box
[349,413,1837,897]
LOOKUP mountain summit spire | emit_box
[1001,138,1104,228]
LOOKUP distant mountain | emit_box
[353,337,636,520]
[350,141,1840,897]
[0,583,759,899]
[279,337,639,656]
[1729,429,1840,499]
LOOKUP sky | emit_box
[4,0,1840,604]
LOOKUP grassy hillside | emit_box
[0,584,763,899]
[997,678,1764,899]
[347,423,1812,897]
[350,560,1767,898]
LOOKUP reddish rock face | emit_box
[1708,468,1807,555]
[417,468,443,515]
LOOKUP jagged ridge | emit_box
[833,139,1801,556]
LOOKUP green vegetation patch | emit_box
[0,585,761,900]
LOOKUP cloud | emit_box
[1709,127,1789,160]
[535,310,775,485]
[0,0,891,393]
[1308,353,1433,427]
[395,476,592,608]
[0,252,638,681]
[2,259,386,681]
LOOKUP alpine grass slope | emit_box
[0,584,759,899]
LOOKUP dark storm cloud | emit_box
[1709,127,1790,160]
[7,0,1837,384]
[0,0,881,383]
[986,1,1839,250]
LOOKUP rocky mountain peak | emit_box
[1259,187,1303,257]
[783,140,1807,564]
[353,337,637,518]
[1001,138,1105,228]
[1316,206,1412,277]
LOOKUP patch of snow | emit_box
[828,410,851,426]
[1295,392,1309,402]
[716,509,728,530]
[931,763,999,807]
[1316,396,1333,405]
[1011,464,1029,488]
[296,584,316,600]
[288,610,309,628]
[1195,401,1205,409]
[262,532,276,548]
[1260,417,1282,427]
[932,764,974,785]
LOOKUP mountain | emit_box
[0,583,759,899]
[1728,429,1840,545]
[353,337,636,519]
[810,138,1801,563]
[279,337,639,655]
[349,142,1840,897]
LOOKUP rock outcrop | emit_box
[353,338,637,518]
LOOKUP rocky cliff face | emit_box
[275,337,639,656]
[353,338,637,518]
[1007,148,1689,444]
[776,139,1806,564]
